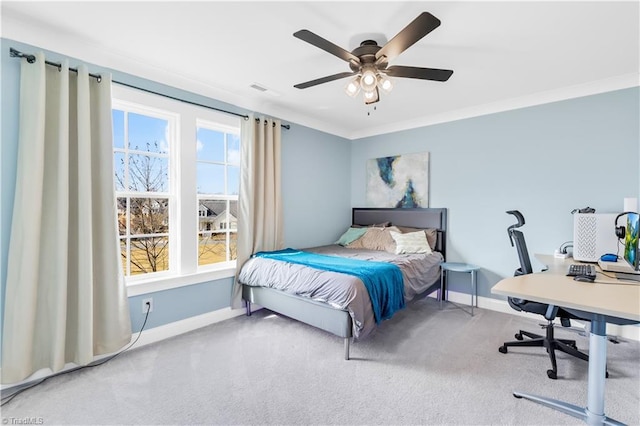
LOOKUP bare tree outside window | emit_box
[115,123,171,275]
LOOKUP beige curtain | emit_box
[2,53,132,384]
[232,114,283,308]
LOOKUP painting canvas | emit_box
[366,152,429,208]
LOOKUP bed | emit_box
[239,207,448,359]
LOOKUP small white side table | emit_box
[440,262,480,316]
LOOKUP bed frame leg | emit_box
[245,301,251,316]
[344,337,350,360]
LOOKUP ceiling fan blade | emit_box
[294,72,356,89]
[384,66,453,82]
[376,12,441,63]
[294,30,360,64]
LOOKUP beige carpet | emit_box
[2,298,639,425]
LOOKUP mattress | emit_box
[238,244,443,339]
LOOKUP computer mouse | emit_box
[574,275,595,283]
[600,253,618,262]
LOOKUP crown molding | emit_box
[347,73,640,140]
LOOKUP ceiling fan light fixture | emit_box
[377,74,394,94]
[360,67,377,92]
[344,76,361,97]
[363,87,379,104]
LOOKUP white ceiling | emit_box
[2,1,639,140]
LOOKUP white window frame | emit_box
[113,99,177,281]
[112,85,241,297]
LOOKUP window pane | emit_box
[198,200,226,231]
[227,166,239,195]
[130,236,169,274]
[120,239,128,275]
[198,231,227,266]
[197,163,224,194]
[129,198,169,235]
[228,200,238,231]
[197,198,237,266]
[227,134,240,165]
[128,154,169,192]
[197,127,224,162]
[229,232,237,261]
[113,110,125,149]
[128,113,169,153]
[117,197,127,236]
[114,152,126,191]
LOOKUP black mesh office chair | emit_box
[498,210,590,380]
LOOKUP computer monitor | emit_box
[623,212,639,271]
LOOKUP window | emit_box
[196,123,240,267]
[113,107,175,277]
[112,86,241,288]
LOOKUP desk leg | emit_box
[512,316,624,426]
[586,318,610,425]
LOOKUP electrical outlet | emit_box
[142,298,153,314]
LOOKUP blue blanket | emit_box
[254,248,405,323]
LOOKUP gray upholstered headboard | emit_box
[352,207,447,259]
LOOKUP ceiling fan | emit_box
[293,12,453,105]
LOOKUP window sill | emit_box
[126,266,237,297]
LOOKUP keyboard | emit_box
[566,264,596,278]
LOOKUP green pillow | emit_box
[336,227,368,246]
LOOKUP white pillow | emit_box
[390,230,433,255]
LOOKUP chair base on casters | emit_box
[498,321,592,380]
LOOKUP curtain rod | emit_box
[10,47,103,81]
[9,47,290,130]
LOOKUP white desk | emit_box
[492,255,640,426]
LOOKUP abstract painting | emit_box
[366,152,429,208]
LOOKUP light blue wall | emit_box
[351,88,640,298]
[0,38,351,336]
[3,36,638,338]
[282,123,352,248]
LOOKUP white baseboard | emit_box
[444,290,640,342]
[130,306,248,349]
